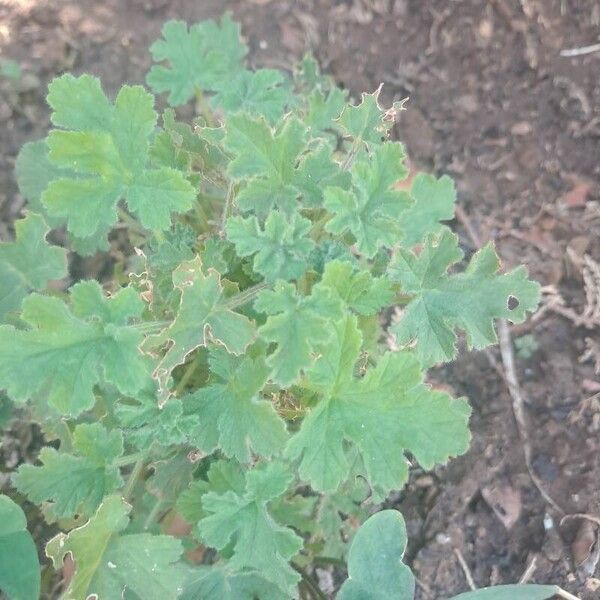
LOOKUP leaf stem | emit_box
[143,498,164,530]
[123,454,147,502]
[117,206,147,237]
[223,282,269,310]
[220,182,235,232]
[175,354,200,396]
[194,87,215,127]
[293,565,327,600]
[341,138,361,170]
[114,452,145,467]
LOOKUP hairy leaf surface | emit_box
[46,495,185,600]
[389,230,541,365]
[0,213,67,322]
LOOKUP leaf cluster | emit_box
[1,14,540,600]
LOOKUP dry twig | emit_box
[453,548,477,591]
[498,320,565,514]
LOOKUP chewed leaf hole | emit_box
[507,295,519,310]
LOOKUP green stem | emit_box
[220,182,235,231]
[130,320,170,333]
[117,207,148,237]
[143,498,164,530]
[341,138,361,170]
[314,556,346,567]
[223,282,269,310]
[113,452,145,467]
[175,354,200,396]
[194,87,215,127]
[293,566,327,600]
[123,455,147,502]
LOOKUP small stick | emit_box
[453,548,477,591]
[518,555,537,584]
[498,320,565,514]
[560,43,600,57]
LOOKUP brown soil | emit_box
[1,1,599,598]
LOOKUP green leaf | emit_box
[176,460,245,524]
[449,585,562,600]
[226,212,314,282]
[197,462,302,594]
[319,260,394,315]
[116,394,196,449]
[211,68,292,122]
[398,173,456,246]
[180,566,281,600]
[338,87,395,145]
[224,114,305,216]
[389,230,541,366]
[15,141,70,225]
[186,347,287,462]
[293,144,350,208]
[0,282,149,416]
[0,495,40,600]
[13,423,123,520]
[0,213,67,323]
[46,495,185,600]
[305,87,347,136]
[286,315,471,492]
[254,280,343,386]
[338,510,415,600]
[42,75,195,250]
[147,16,247,106]
[324,142,410,258]
[148,256,255,400]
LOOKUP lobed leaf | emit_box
[286,315,471,493]
[147,15,247,106]
[197,462,302,594]
[148,256,255,400]
[42,75,195,251]
[389,230,541,366]
[186,346,287,462]
[13,423,123,520]
[224,113,305,216]
[324,142,411,257]
[254,280,343,386]
[46,495,185,600]
[0,213,67,323]
[226,211,314,282]
[0,282,149,416]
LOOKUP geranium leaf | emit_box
[148,256,255,400]
[398,173,456,246]
[224,113,305,216]
[186,347,287,462]
[338,87,396,145]
[46,495,185,600]
[147,16,247,106]
[180,566,282,600]
[13,423,123,520]
[42,75,195,251]
[0,282,149,416]
[211,68,292,122]
[226,211,314,282]
[0,213,67,323]
[286,315,471,493]
[197,462,302,594]
[389,230,541,366]
[319,260,394,316]
[324,142,411,257]
[254,281,343,386]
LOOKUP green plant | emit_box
[341,511,580,600]
[0,15,541,600]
